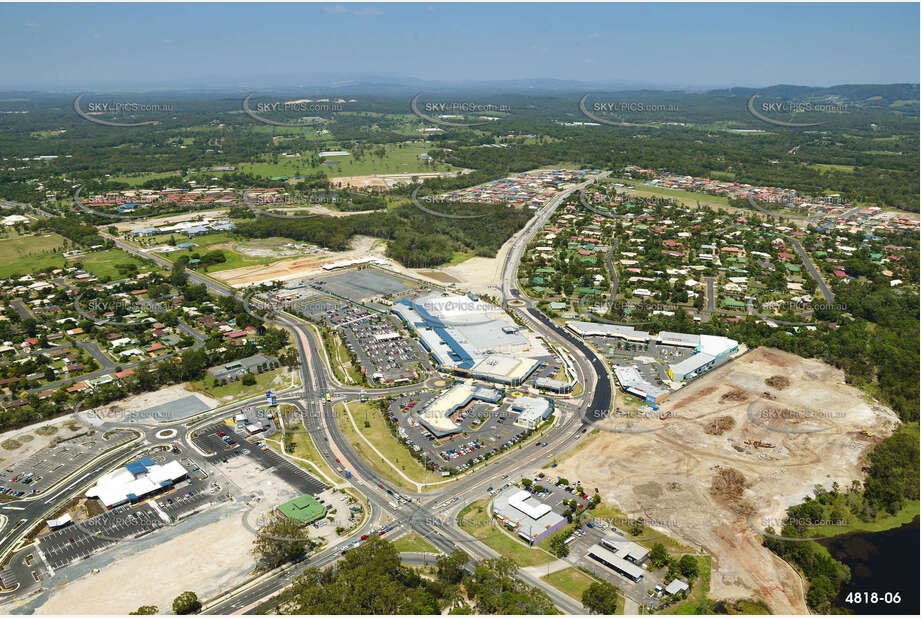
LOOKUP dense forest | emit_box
[233,202,533,268]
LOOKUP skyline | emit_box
[0,2,918,90]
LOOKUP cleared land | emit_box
[555,347,900,614]
[234,144,457,179]
[541,567,601,602]
[0,233,68,277]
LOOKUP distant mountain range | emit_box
[2,77,917,105]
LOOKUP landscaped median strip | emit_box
[341,401,424,492]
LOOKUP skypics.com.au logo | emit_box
[746,94,849,128]
[242,94,352,127]
[578,94,680,126]
[74,94,173,127]
[410,93,511,128]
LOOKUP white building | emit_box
[86,458,188,508]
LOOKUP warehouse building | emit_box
[600,533,650,564]
[612,365,670,404]
[493,486,566,545]
[86,458,189,509]
[587,543,645,582]
[667,334,738,382]
[566,321,651,343]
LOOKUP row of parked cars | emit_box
[501,430,528,449]
[440,439,483,462]
[0,487,26,497]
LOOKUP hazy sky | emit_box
[1,2,918,89]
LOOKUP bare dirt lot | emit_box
[556,347,900,613]
[0,418,85,468]
[33,508,255,615]
[213,235,387,287]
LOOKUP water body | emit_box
[820,516,919,615]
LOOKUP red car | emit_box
[217,432,225,437]
[335,458,341,463]
[360,534,369,541]
[377,483,384,489]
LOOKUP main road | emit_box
[27,189,617,613]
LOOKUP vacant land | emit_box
[75,248,157,280]
[0,233,68,277]
[608,178,734,210]
[235,143,456,179]
[556,347,900,614]
[541,567,602,603]
[188,367,297,403]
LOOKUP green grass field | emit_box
[0,236,156,280]
[541,567,602,604]
[391,532,439,554]
[610,178,731,208]
[809,163,857,173]
[189,367,295,402]
[334,401,443,490]
[106,171,182,187]
[456,499,555,567]
[0,233,68,277]
[75,249,158,280]
[273,416,341,483]
[232,143,456,179]
[140,232,283,273]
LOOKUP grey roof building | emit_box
[207,353,279,382]
[492,486,566,544]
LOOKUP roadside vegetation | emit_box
[265,539,557,614]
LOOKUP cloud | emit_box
[324,5,348,14]
[589,33,601,39]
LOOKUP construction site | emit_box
[556,346,900,614]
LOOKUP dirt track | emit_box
[557,347,899,613]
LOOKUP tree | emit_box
[630,517,645,537]
[650,542,669,568]
[582,580,620,614]
[241,372,257,386]
[436,548,468,584]
[129,606,158,615]
[172,591,200,615]
[678,554,699,579]
[548,531,570,558]
[251,512,313,568]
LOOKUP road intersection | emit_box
[2,179,616,614]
